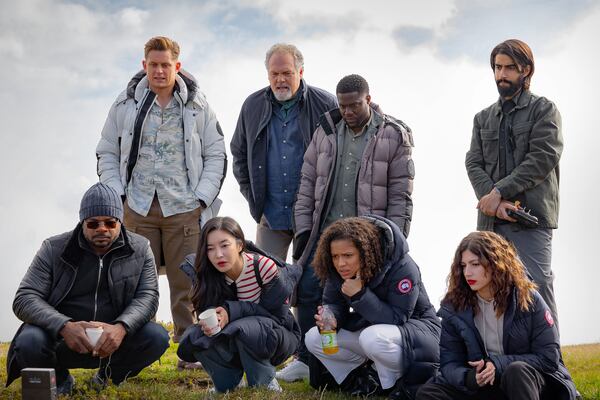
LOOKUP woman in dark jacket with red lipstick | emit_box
[417,231,578,400]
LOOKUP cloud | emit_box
[390,0,600,62]
[393,26,435,48]
[1,0,599,346]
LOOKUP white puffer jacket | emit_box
[96,69,226,224]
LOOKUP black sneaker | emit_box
[57,374,75,395]
[388,377,415,400]
[341,362,382,397]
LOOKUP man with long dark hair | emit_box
[465,39,562,330]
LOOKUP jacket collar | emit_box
[264,78,308,104]
[61,223,131,269]
[439,286,519,355]
[320,102,383,137]
[124,69,207,109]
[493,89,533,116]
[330,215,409,288]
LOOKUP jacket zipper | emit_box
[93,257,104,321]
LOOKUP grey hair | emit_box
[264,43,304,71]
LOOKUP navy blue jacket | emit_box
[178,253,302,366]
[436,289,577,399]
[323,215,441,385]
[231,80,337,222]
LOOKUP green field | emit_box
[1,341,598,399]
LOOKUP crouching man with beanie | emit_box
[5,182,170,395]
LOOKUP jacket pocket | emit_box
[480,129,498,164]
[183,221,201,257]
[511,121,534,163]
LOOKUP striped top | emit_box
[225,252,278,303]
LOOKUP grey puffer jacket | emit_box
[6,224,158,386]
[294,105,414,266]
[465,90,562,230]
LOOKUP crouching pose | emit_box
[5,183,170,395]
[177,217,301,393]
[417,231,578,400]
[305,216,441,398]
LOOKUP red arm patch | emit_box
[397,278,413,294]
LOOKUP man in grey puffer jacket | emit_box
[5,183,169,394]
[292,74,415,378]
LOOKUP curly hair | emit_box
[190,217,246,315]
[313,217,384,285]
[444,231,536,316]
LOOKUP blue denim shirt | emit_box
[263,98,304,230]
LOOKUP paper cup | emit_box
[199,308,221,336]
[85,327,104,347]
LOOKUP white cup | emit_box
[85,327,104,347]
[199,308,221,336]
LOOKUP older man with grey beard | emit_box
[230,43,337,381]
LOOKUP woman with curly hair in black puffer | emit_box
[305,215,440,399]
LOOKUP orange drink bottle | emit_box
[320,305,339,354]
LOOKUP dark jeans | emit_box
[416,361,546,400]
[13,322,169,385]
[296,246,323,364]
[192,337,275,393]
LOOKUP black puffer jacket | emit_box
[6,224,158,386]
[178,252,302,366]
[435,289,577,399]
[323,215,441,386]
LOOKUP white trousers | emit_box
[305,324,403,389]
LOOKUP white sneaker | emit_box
[209,377,246,393]
[266,377,282,392]
[275,359,309,382]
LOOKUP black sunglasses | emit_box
[85,220,119,229]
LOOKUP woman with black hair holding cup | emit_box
[176,217,301,393]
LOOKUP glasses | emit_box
[85,220,119,229]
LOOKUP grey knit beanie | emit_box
[79,182,124,222]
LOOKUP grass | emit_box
[1,341,598,399]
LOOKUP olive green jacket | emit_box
[465,90,562,230]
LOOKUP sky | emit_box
[1,0,599,345]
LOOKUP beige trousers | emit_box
[124,196,201,341]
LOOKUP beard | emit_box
[496,77,524,98]
[273,88,293,101]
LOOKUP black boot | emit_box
[388,377,415,400]
[341,362,382,397]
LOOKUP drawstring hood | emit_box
[475,294,504,356]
